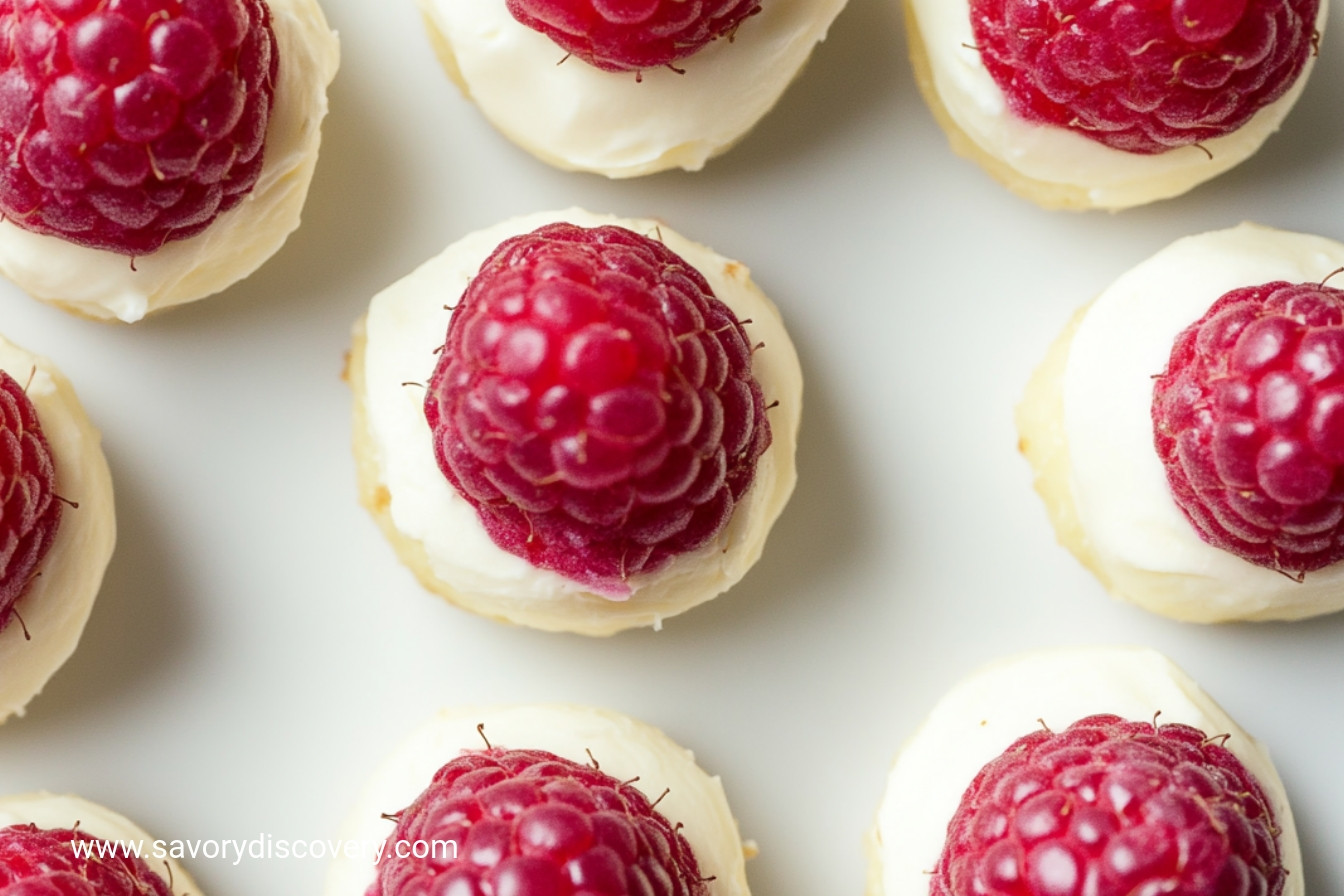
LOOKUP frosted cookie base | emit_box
[416,0,848,178]
[0,336,115,725]
[868,646,1301,896]
[351,209,801,636]
[903,0,1328,210]
[0,0,340,323]
[1017,223,1344,622]
[0,792,202,896]
[326,704,751,896]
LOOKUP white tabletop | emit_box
[1,1,1341,894]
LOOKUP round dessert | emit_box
[326,704,751,896]
[868,646,1301,896]
[904,0,1328,209]
[350,209,801,636]
[1018,223,1344,622]
[416,0,849,177]
[0,791,200,896]
[0,333,114,725]
[0,0,340,322]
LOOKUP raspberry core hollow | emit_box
[423,222,770,599]
[0,0,279,256]
[351,209,801,636]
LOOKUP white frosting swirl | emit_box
[0,336,115,725]
[905,0,1328,209]
[417,0,847,177]
[870,646,1301,896]
[1063,223,1344,621]
[356,209,801,635]
[325,704,750,896]
[0,792,201,896]
[0,0,340,322]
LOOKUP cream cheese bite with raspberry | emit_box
[1018,223,1344,622]
[905,0,1327,209]
[0,334,114,725]
[0,0,339,322]
[869,646,1301,896]
[327,704,750,896]
[0,792,201,896]
[417,0,847,177]
[351,209,800,636]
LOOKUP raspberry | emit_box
[931,715,1285,896]
[0,0,278,255]
[1152,280,1344,574]
[969,0,1318,154]
[369,746,709,896]
[423,223,770,597]
[505,0,760,73]
[0,823,174,895]
[0,368,60,633]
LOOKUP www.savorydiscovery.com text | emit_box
[69,834,459,866]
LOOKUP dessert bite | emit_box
[326,704,751,896]
[869,646,1301,896]
[0,791,200,896]
[904,0,1327,209]
[0,333,114,725]
[0,0,339,322]
[1017,223,1344,621]
[350,209,800,635]
[415,0,848,177]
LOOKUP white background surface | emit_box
[1,1,1343,894]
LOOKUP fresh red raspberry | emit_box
[0,0,278,256]
[505,0,760,73]
[369,746,709,896]
[931,714,1285,896]
[423,223,770,598]
[1152,281,1344,574]
[0,368,61,633]
[969,0,1318,154]
[0,823,174,895]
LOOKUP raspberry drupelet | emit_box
[969,0,1319,154]
[505,0,760,73]
[370,746,709,896]
[0,0,278,255]
[423,222,770,598]
[0,823,174,895]
[0,367,60,632]
[932,714,1285,896]
[1153,280,1344,575]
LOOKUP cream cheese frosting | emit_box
[904,0,1328,209]
[869,646,1301,896]
[417,0,848,178]
[355,209,801,635]
[0,0,340,323]
[1062,223,1344,622]
[0,336,115,725]
[325,704,751,896]
[0,792,201,895]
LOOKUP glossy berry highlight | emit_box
[0,0,278,255]
[369,746,709,896]
[0,824,174,895]
[0,368,60,632]
[969,0,1319,154]
[424,223,770,597]
[1153,280,1344,574]
[932,714,1284,896]
[506,0,760,73]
